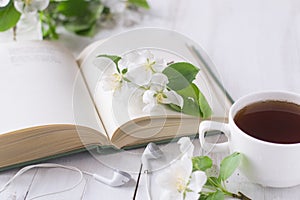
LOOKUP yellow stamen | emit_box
[176,177,186,193]
[112,73,123,90]
[156,92,165,103]
[113,73,122,82]
[25,0,32,5]
[144,58,156,72]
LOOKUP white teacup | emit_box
[199,91,300,188]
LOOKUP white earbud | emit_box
[133,143,164,200]
[93,170,131,187]
[141,142,163,173]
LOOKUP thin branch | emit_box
[13,26,17,41]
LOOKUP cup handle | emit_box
[199,121,231,153]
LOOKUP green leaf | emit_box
[174,83,212,118]
[219,152,242,181]
[176,84,201,116]
[128,0,150,9]
[122,68,128,74]
[163,62,199,91]
[198,193,208,200]
[177,83,199,103]
[97,54,122,73]
[97,55,122,66]
[206,191,225,200]
[55,0,104,37]
[56,0,89,17]
[0,1,21,32]
[199,194,209,200]
[169,104,181,112]
[192,156,213,172]
[39,12,59,40]
[198,90,212,119]
[64,21,97,36]
[63,22,92,32]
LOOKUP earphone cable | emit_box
[133,163,143,199]
[0,163,84,200]
[82,170,93,176]
[145,172,152,200]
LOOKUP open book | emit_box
[0,29,232,170]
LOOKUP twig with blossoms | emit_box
[156,137,252,200]
[0,0,150,40]
[98,50,212,117]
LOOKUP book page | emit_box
[78,29,230,140]
[0,41,105,136]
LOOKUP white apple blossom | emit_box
[101,57,130,92]
[156,155,207,200]
[142,73,183,113]
[102,72,124,91]
[178,137,194,159]
[0,0,9,7]
[119,50,167,86]
[99,50,184,114]
[14,0,49,14]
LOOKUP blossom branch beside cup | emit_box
[156,137,251,200]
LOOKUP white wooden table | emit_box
[1,0,300,199]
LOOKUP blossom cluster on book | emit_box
[98,50,212,117]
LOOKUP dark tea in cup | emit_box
[199,91,300,187]
[234,100,300,144]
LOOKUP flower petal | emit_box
[149,73,168,91]
[174,155,193,183]
[178,137,194,158]
[152,58,167,72]
[0,0,9,7]
[14,0,49,13]
[126,66,152,86]
[142,90,156,104]
[189,171,207,193]
[140,50,154,60]
[142,90,159,113]
[109,1,126,13]
[185,190,200,200]
[30,0,49,11]
[156,156,193,189]
[156,156,194,200]
[142,103,157,113]
[150,73,169,86]
[159,191,172,200]
[161,90,184,108]
[102,76,114,91]
[119,51,145,69]
[14,0,26,13]
[102,73,122,91]
[156,170,178,193]
[113,81,132,98]
[159,191,183,200]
